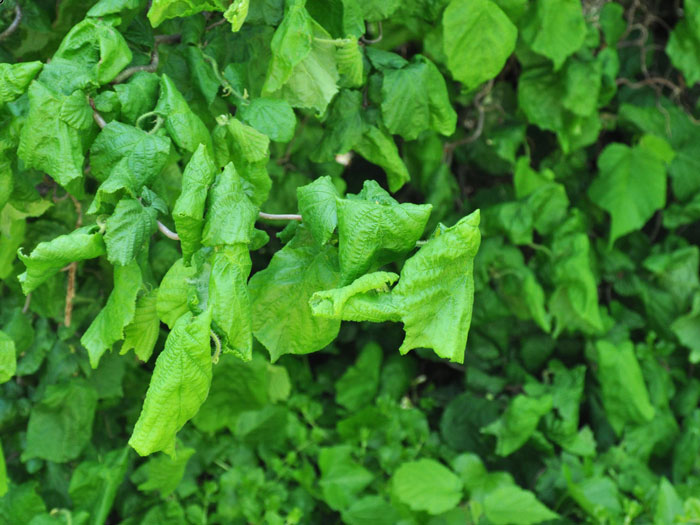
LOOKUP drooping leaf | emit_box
[81,261,142,368]
[354,126,411,192]
[0,62,43,105]
[122,289,160,362]
[104,199,158,266]
[297,175,340,245]
[129,310,213,457]
[157,259,196,328]
[148,0,227,27]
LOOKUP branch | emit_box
[157,220,180,240]
[0,5,22,42]
[112,47,160,84]
[258,212,302,221]
[89,98,107,129]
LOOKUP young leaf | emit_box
[202,163,258,247]
[104,199,158,266]
[122,289,160,362]
[0,62,43,105]
[81,261,142,368]
[249,227,341,361]
[18,226,106,294]
[129,310,214,457]
[172,144,218,264]
[442,0,517,89]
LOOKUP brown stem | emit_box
[0,5,22,42]
[112,48,160,84]
[64,263,77,327]
[89,98,107,129]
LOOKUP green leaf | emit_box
[336,180,432,283]
[89,121,171,186]
[104,199,158,266]
[0,441,6,497]
[81,261,142,368]
[391,459,463,515]
[519,0,586,70]
[0,62,43,105]
[0,331,16,384]
[297,175,340,245]
[133,446,195,497]
[596,340,655,435]
[380,55,456,140]
[129,310,213,457]
[113,72,161,124]
[589,140,668,245]
[672,292,700,363]
[336,342,382,411]
[0,483,46,524]
[442,0,517,89]
[249,227,341,361]
[599,2,627,46]
[667,17,700,86]
[148,0,227,27]
[18,226,106,294]
[155,75,213,154]
[482,394,553,456]
[483,485,558,524]
[336,38,364,88]
[224,0,250,31]
[23,379,98,463]
[202,163,258,247]
[310,271,399,321]
[17,82,89,195]
[122,289,160,362]
[173,144,217,264]
[312,89,365,162]
[354,126,411,192]
[319,445,374,511]
[237,98,297,143]
[157,259,196,328]
[69,447,130,525]
[209,245,253,360]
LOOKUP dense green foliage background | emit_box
[1,0,700,523]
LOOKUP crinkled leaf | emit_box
[297,175,340,245]
[202,163,258,247]
[173,144,217,263]
[148,0,227,27]
[249,227,341,361]
[224,0,250,31]
[0,62,43,105]
[18,226,106,294]
[157,259,196,328]
[129,310,213,457]
[113,72,160,124]
[81,261,142,368]
[122,289,160,362]
[104,198,158,266]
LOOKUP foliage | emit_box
[0,0,700,523]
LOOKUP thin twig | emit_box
[157,220,180,240]
[22,294,31,314]
[0,5,22,42]
[64,263,77,327]
[258,212,303,221]
[89,98,107,129]
[154,33,181,45]
[205,17,227,32]
[210,331,222,364]
[112,48,160,84]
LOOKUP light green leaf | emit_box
[589,141,668,245]
[148,0,227,27]
[359,0,400,21]
[202,163,258,247]
[354,126,410,192]
[482,394,553,456]
[442,0,517,89]
[23,379,98,463]
[336,38,364,88]
[209,245,253,360]
[0,331,16,384]
[68,447,130,525]
[157,259,196,329]
[0,62,43,105]
[122,289,160,362]
[337,180,432,283]
[133,446,195,497]
[104,199,158,266]
[392,459,463,515]
[173,144,217,264]
[224,0,249,31]
[237,98,297,143]
[129,310,213,457]
[0,441,6,497]
[483,485,558,524]
[17,82,88,195]
[667,17,700,86]
[596,340,655,435]
[81,261,142,368]
[249,227,341,361]
[155,75,213,154]
[519,0,586,70]
[18,226,106,294]
[297,176,340,245]
[310,271,399,321]
[380,55,456,140]
[113,72,160,124]
[319,445,374,511]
